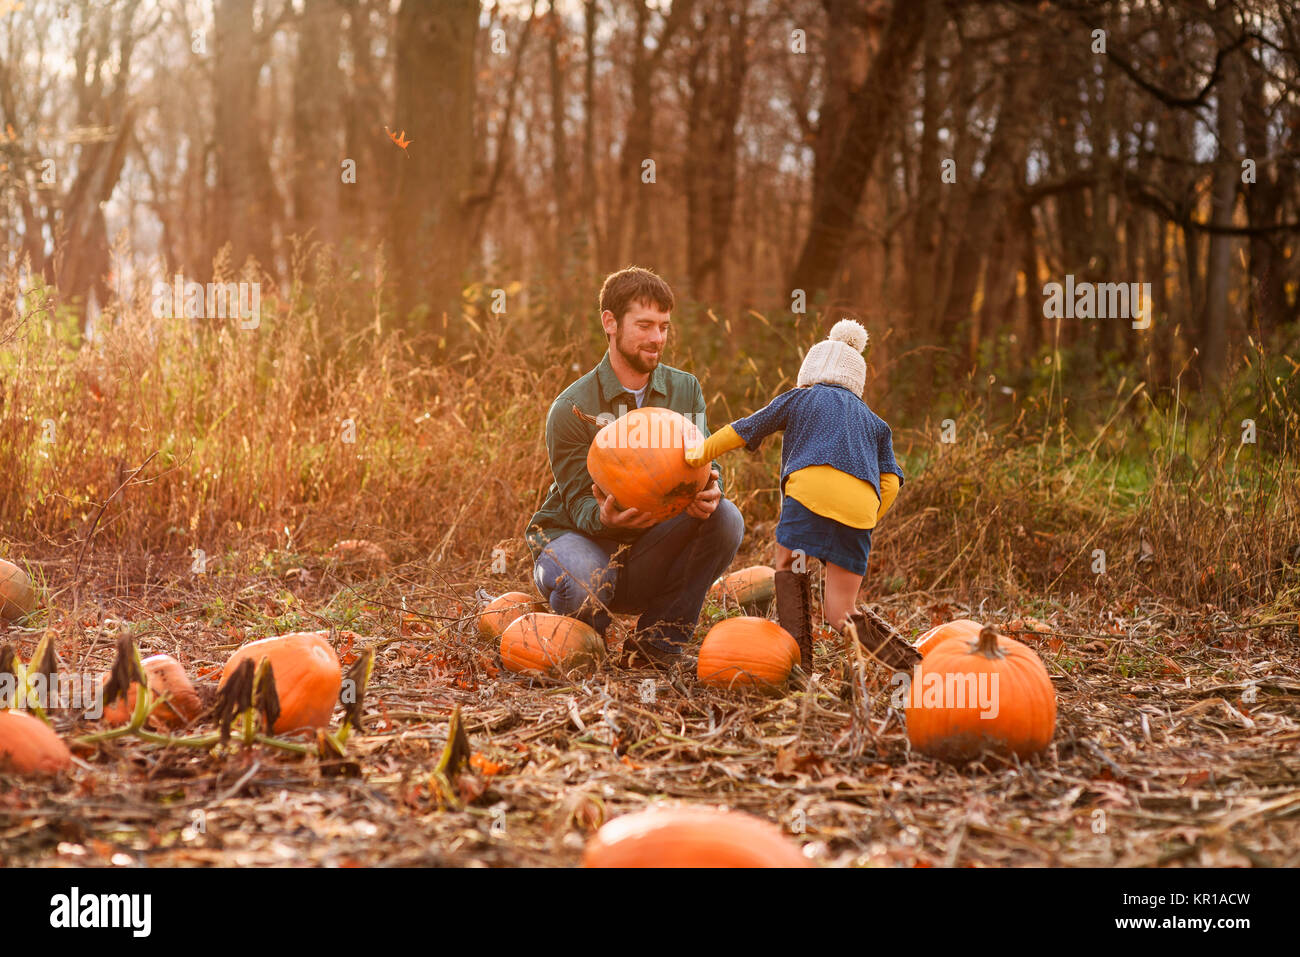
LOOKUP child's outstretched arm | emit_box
[686,388,802,468]
[685,424,745,467]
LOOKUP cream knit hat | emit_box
[797,319,869,396]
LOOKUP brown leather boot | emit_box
[844,605,922,672]
[774,569,813,671]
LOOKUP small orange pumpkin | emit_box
[708,565,776,609]
[697,617,800,691]
[585,407,712,524]
[0,559,36,621]
[219,632,342,733]
[905,625,1056,761]
[101,654,202,728]
[478,592,546,639]
[0,710,73,775]
[500,613,605,675]
[584,807,808,868]
[914,618,984,658]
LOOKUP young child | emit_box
[685,319,920,673]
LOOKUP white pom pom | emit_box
[828,318,868,353]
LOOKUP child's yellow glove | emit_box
[685,424,745,467]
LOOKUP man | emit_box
[525,266,744,669]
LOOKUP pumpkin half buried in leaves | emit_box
[708,565,776,609]
[478,592,547,639]
[219,632,342,733]
[0,710,72,775]
[584,806,808,868]
[585,407,712,524]
[905,625,1056,761]
[101,654,202,728]
[500,613,605,676]
[0,558,35,621]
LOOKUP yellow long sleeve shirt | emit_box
[686,424,900,530]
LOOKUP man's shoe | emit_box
[843,606,922,672]
[620,630,695,672]
[774,569,814,671]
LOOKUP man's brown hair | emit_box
[599,266,674,324]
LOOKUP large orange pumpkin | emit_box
[219,632,342,733]
[914,618,984,658]
[585,407,711,523]
[478,592,546,639]
[101,654,202,728]
[584,807,808,868]
[0,710,72,775]
[697,617,800,691]
[905,625,1056,761]
[500,613,605,675]
[708,565,776,609]
[0,559,35,621]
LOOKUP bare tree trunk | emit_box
[684,2,748,302]
[908,0,942,338]
[604,0,692,273]
[53,0,142,311]
[390,0,478,324]
[548,7,571,274]
[1242,55,1290,337]
[342,0,381,248]
[582,0,601,277]
[1202,45,1240,384]
[212,0,279,273]
[789,0,926,303]
[292,1,343,248]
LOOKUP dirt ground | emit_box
[3,546,1298,868]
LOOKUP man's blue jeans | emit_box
[533,499,744,652]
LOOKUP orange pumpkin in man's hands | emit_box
[581,406,711,524]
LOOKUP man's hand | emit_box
[685,467,722,520]
[593,483,658,529]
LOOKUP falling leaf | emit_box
[384,125,412,155]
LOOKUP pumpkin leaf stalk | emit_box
[102,635,146,714]
[0,644,17,708]
[337,647,375,743]
[253,658,282,735]
[215,657,255,743]
[19,632,60,723]
[429,705,472,808]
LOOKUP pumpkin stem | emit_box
[976,626,1006,658]
[571,403,604,427]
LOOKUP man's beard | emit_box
[615,330,659,375]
